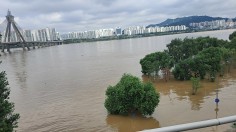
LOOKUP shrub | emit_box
[104,74,160,116]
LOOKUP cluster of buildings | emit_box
[123,25,187,35]
[0,27,60,42]
[190,19,236,29]
[25,28,61,42]
[60,28,115,40]
[61,25,187,40]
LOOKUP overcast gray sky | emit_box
[0,0,235,33]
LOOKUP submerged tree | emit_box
[172,47,232,81]
[166,37,228,63]
[140,37,231,81]
[0,62,20,132]
[104,74,160,116]
[191,77,201,95]
[197,47,223,81]
[140,51,173,80]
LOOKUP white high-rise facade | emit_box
[61,28,115,40]
[123,25,187,35]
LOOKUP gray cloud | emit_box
[0,0,235,33]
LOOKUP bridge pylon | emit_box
[1,10,30,52]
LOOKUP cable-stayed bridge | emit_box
[0,10,62,52]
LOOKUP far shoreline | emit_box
[62,28,236,44]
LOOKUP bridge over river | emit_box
[0,10,62,52]
[0,41,63,52]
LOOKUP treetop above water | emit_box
[140,31,236,81]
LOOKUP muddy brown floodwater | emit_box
[0,29,236,132]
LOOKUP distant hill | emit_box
[147,16,230,28]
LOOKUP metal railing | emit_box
[140,115,236,132]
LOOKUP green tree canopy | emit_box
[166,37,228,63]
[197,47,224,81]
[141,36,233,81]
[140,51,173,76]
[0,62,20,132]
[172,47,231,81]
[229,31,236,40]
[227,37,236,49]
[104,74,160,116]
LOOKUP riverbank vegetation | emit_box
[104,74,160,116]
[140,31,236,93]
[0,62,20,132]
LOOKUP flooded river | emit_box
[1,29,236,132]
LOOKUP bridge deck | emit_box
[1,41,63,52]
[1,41,63,45]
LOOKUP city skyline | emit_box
[0,0,235,33]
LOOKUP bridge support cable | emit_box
[0,20,6,52]
[14,21,30,50]
[0,19,7,33]
[1,22,10,52]
[12,21,30,50]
